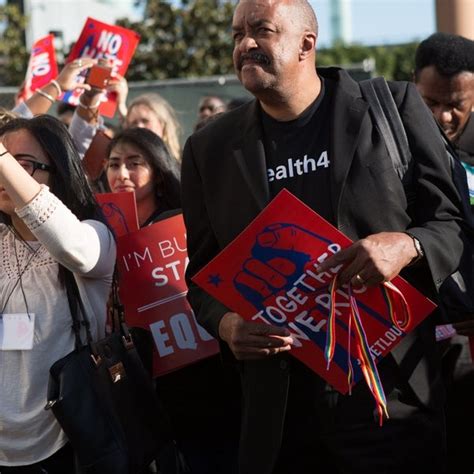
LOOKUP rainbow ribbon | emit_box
[325,278,411,426]
[324,276,338,369]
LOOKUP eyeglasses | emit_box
[15,156,54,176]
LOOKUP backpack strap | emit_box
[359,77,412,177]
[360,77,416,206]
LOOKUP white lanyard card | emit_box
[0,313,35,350]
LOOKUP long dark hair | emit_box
[107,127,181,211]
[0,115,109,289]
[0,115,101,222]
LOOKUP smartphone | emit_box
[85,65,112,89]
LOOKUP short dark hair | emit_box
[107,127,181,210]
[0,115,101,222]
[414,32,474,79]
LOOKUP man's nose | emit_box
[238,34,258,53]
[436,106,453,125]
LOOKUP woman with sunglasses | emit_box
[0,116,116,473]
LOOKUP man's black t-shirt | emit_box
[261,77,335,223]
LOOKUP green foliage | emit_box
[0,3,28,86]
[117,0,235,80]
[0,0,421,86]
[318,41,420,81]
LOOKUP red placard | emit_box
[63,17,140,117]
[116,214,219,377]
[193,189,436,393]
[18,35,58,102]
[96,192,139,237]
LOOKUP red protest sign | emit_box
[64,17,140,117]
[193,189,436,394]
[117,214,219,377]
[96,192,139,237]
[19,34,58,102]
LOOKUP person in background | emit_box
[197,95,227,121]
[194,96,227,131]
[73,75,183,163]
[414,32,474,474]
[106,127,180,227]
[414,32,474,210]
[0,115,116,472]
[106,127,240,474]
[124,93,182,162]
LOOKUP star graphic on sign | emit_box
[208,273,223,287]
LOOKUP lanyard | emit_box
[1,231,40,316]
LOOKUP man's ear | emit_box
[299,32,317,60]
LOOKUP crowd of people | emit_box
[0,0,473,473]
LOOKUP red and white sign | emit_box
[117,214,219,377]
[18,34,58,102]
[96,192,139,237]
[63,17,140,117]
[193,189,437,393]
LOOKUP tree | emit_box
[117,0,235,81]
[318,41,419,81]
[0,3,28,86]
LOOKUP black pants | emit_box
[0,444,75,474]
[273,358,447,474]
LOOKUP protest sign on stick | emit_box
[193,189,436,393]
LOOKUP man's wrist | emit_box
[404,232,424,265]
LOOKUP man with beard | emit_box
[181,1,464,473]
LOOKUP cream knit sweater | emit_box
[0,185,116,466]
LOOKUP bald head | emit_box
[236,0,318,38]
[293,0,318,38]
[232,0,320,114]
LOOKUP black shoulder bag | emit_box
[360,77,474,321]
[45,269,172,473]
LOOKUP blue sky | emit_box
[311,0,436,47]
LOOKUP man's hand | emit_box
[317,232,418,288]
[218,312,294,360]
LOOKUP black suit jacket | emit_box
[181,68,464,474]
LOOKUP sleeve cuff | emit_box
[15,185,59,231]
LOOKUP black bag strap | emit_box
[63,268,94,349]
[359,77,412,178]
[109,266,133,343]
